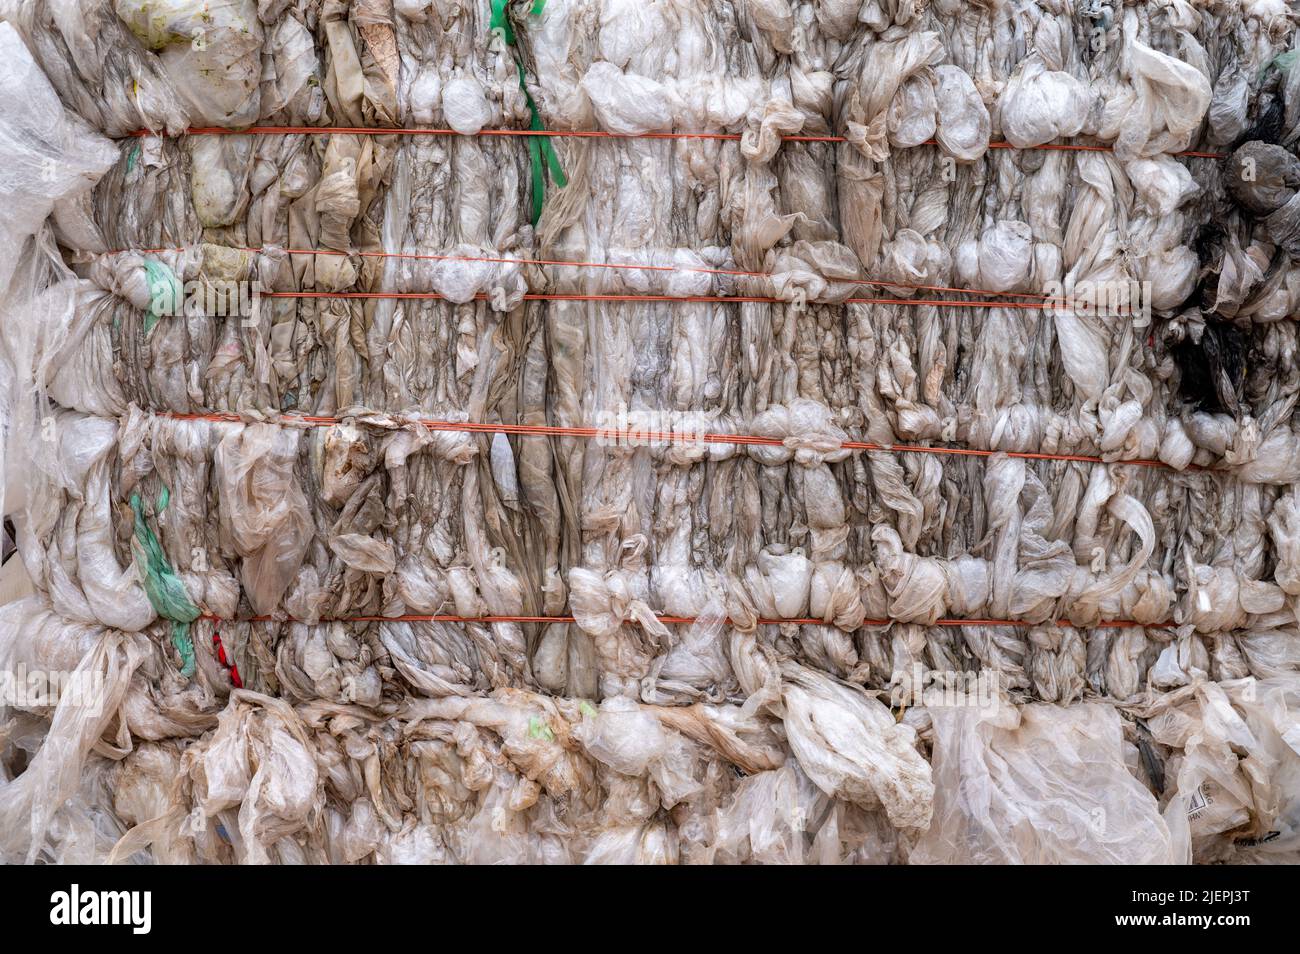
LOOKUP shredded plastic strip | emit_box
[159,411,1193,471]
[126,126,1227,159]
[198,612,1169,629]
[116,245,1056,302]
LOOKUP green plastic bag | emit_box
[142,258,181,333]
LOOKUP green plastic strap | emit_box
[492,0,545,41]
[126,144,141,173]
[489,0,515,45]
[142,258,181,333]
[519,65,567,225]
[492,4,565,224]
[131,491,200,677]
[529,90,567,188]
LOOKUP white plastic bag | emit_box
[913,701,1175,864]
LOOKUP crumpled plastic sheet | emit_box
[2,0,1300,864]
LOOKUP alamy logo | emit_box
[49,885,151,935]
[150,278,262,319]
[593,403,711,449]
[889,664,1000,715]
[1042,279,1152,324]
[1,666,104,715]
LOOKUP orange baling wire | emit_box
[160,411,1188,470]
[127,125,1227,160]
[258,290,1052,308]
[118,244,1055,303]
[197,612,1169,629]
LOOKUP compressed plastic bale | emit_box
[2,0,1300,867]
